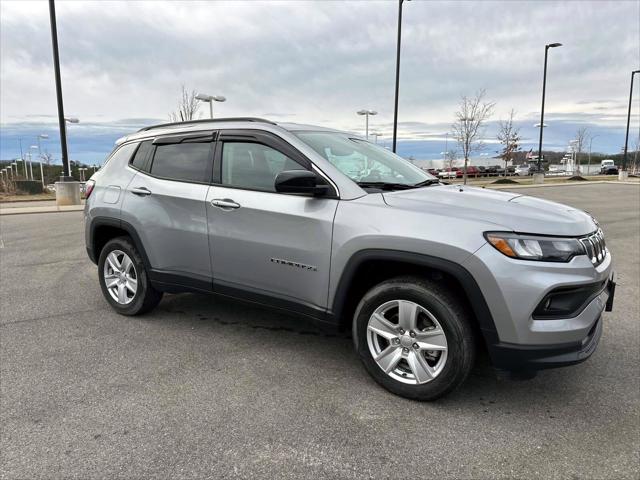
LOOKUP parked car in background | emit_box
[600,160,618,175]
[514,165,530,176]
[477,166,487,177]
[426,168,439,176]
[485,165,499,176]
[456,166,481,178]
[438,167,458,179]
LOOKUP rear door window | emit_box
[150,142,213,183]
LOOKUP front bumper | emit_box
[487,274,615,372]
[488,315,603,371]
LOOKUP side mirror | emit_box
[274,170,329,196]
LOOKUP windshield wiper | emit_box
[411,179,440,187]
[356,182,417,191]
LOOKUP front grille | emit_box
[579,229,608,266]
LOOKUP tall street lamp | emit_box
[48,0,73,183]
[588,135,600,174]
[29,146,39,180]
[622,69,640,178]
[196,93,226,119]
[392,0,410,153]
[63,117,79,177]
[536,42,562,176]
[357,109,377,139]
[370,132,383,144]
[37,134,49,187]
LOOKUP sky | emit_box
[1,0,639,165]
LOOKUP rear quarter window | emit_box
[130,141,153,171]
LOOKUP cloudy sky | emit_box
[1,0,639,164]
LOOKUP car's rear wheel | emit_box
[98,236,162,315]
[353,276,475,400]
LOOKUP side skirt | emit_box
[149,269,338,331]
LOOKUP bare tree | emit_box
[444,149,458,170]
[496,109,521,176]
[40,151,54,166]
[452,89,495,184]
[169,85,201,122]
[574,127,588,174]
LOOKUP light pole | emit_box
[29,146,38,180]
[357,110,377,139]
[536,42,562,178]
[588,135,600,174]
[63,117,79,177]
[392,0,410,153]
[370,132,383,144]
[622,70,640,179]
[195,93,226,119]
[48,0,73,183]
[568,140,578,174]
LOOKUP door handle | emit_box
[131,187,152,196]
[211,198,240,210]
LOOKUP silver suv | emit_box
[84,118,615,400]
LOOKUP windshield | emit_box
[294,131,435,186]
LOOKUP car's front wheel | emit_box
[353,276,476,400]
[98,236,162,315]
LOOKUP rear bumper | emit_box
[488,315,603,372]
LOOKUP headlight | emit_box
[484,232,585,262]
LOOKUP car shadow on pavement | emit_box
[142,292,595,411]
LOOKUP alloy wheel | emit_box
[366,299,448,384]
[103,250,138,305]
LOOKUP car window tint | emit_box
[221,142,304,192]
[150,142,211,183]
[130,140,152,171]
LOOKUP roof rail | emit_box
[137,117,276,133]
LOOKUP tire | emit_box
[98,236,163,315]
[353,276,475,401]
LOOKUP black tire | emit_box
[97,236,162,315]
[353,276,475,401]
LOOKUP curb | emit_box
[485,180,640,190]
[0,197,57,204]
[0,205,84,216]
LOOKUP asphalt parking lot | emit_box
[1,183,639,479]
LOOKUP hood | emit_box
[382,185,596,236]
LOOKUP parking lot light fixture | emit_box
[64,117,79,123]
[537,42,563,177]
[357,109,378,140]
[196,93,226,119]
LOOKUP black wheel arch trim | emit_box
[88,216,152,270]
[330,249,500,341]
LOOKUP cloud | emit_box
[1,0,638,161]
